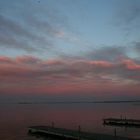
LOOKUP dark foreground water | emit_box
[0,103,140,140]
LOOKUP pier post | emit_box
[114,128,116,137]
[52,122,54,128]
[78,125,81,140]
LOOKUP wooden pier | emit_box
[103,118,140,128]
[28,125,136,140]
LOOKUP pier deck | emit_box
[28,125,135,140]
[103,118,140,128]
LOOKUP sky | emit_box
[0,0,140,101]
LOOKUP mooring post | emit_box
[52,122,54,128]
[78,125,81,140]
[114,128,116,137]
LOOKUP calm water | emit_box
[0,103,140,140]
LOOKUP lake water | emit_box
[0,103,140,140]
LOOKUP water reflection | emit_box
[0,103,140,140]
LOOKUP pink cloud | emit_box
[16,55,41,64]
[87,60,113,67]
[0,56,14,64]
[0,55,139,96]
[122,59,140,70]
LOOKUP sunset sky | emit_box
[0,0,140,101]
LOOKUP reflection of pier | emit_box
[103,118,140,128]
[28,125,135,140]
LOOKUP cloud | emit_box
[83,43,140,85]
[0,0,68,54]
[0,55,140,95]
[0,55,140,80]
[114,0,140,32]
[120,1,140,23]
[0,56,14,64]
[122,59,140,70]
[133,41,140,53]
[87,46,126,61]
[0,0,93,57]
[16,55,41,64]
[0,14,37,52]
[86,41,140,63]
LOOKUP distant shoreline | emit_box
[18,100,140,104]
